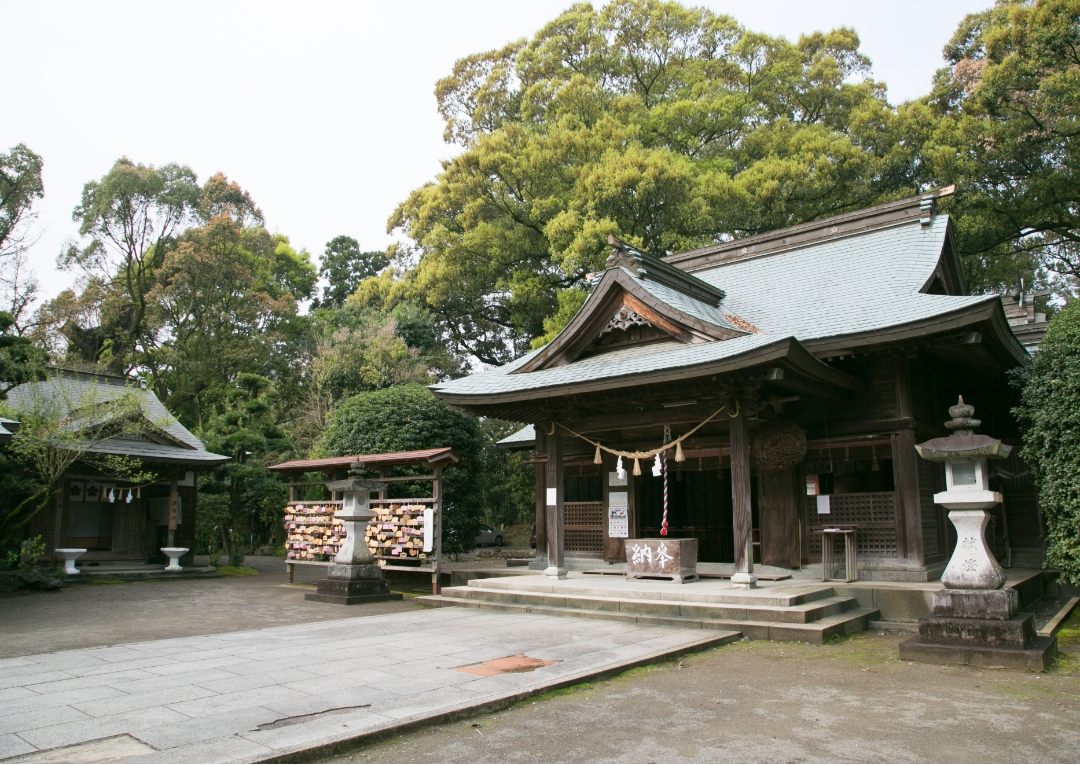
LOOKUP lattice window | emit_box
[564,501,604,553]
[805,492,898,558]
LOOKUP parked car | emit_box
[474,524,503,547]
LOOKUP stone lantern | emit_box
[900,397,1054,670]
[305,461,402,605]
[914,396,1011,591]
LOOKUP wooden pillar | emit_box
[729,403,757,588]
[893,429,924,565]
[543,423,567,578]
[432,464,442,595]
[167,479,179,548]
[534,461,547,558]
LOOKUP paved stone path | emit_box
[0,607,731,763]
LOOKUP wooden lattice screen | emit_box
[564,501,604,554]
[805,491,898,559]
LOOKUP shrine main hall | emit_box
[432,189,1043,585]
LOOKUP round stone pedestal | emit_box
[55,548,87,575]
[161,547,188,572]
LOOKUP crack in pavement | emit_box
[253,705,373,731]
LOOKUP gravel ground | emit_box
[329,621,1080,764]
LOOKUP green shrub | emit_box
[318,384,484,555]
[1015,299,1080,585]
[0,535,63,591]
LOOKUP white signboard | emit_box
[608,490,629,538]
[423,507,434,552]
[546,487,557,507]
[816,495,832,515]
[608,471,627,488]
[608,507,629,538]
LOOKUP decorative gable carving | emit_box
[601,306,653,335]
[515,236,749,374]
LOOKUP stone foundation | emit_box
[900,586,1055,671]
[305,563,402,606]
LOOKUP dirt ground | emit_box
[329,621,1080,764]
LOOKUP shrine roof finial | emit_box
[603,234,726,305]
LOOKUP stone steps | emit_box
[416,583,879,644]
[452,576,835,607]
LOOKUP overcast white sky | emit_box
[4,0,989,305]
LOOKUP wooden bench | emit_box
[285,559,330,584]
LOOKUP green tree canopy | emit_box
[144,216,316,425]
[60,158,201,373]
[388,0,917,363]
[1015,299,1080,585]
[315,235,390,308]
[0,311,45,399]
[198,373,290,562]
[39,162,317,427]
[0,144,44,262]
[0,144,44,329]
[924,0,1080,292]
[316,383,485,553]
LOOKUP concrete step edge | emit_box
[462,578,834,606]
[439,587,860,620]
[417,597,877,644]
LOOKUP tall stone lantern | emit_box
[305,461,403,605]
[900,397,1054,670]
[915,396,1011,591]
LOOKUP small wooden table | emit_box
[821,527,857,582]
[624,538,698,583]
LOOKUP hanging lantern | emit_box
[593,444,603,465]
[674,441,685,463]
[616,456,626,481]
[632,458,642,476]
[651,453,662,477]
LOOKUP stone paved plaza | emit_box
[0,606,729,763]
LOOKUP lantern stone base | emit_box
[305,564,402,605]
[899,634,1056,672]
[899,586,1056,671]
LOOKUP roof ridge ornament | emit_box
[605,234,648,276]
[604,234,726,305]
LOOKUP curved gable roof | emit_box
[433,192,1028,406]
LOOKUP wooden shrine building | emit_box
[8,368,229,564]
[431,189,1042,583]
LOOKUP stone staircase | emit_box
[416,575,879,644]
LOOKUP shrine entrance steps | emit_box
[416,573,879,644]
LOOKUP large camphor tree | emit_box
[923,0,1080,293]
[383,0,925,363]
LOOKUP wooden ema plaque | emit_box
[624,538,699,583]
